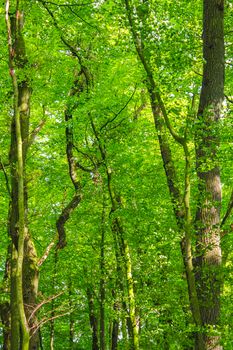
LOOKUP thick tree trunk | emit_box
[6,3,39,347]
[194,0,224,349]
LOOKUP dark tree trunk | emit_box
[0,302,11,350]
[194,0,224,349]
[87,288,99,350]
[111,318,119,350]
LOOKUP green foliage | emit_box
[0,0,232,349]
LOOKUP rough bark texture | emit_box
[6,3,39,348]
[195,0,224,349]
[124,1,225,349]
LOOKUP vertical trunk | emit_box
[112,219,139,350]
[23,234,39,350]
[110,292,119,350]
[0,246,11,350]
[99,196,106,350]
[6,2,39,349]
[111,319,119,350]
[195,0,224,349]
[68,280,74,349]
[0,302,11,350]
[50,251,57,350]
[124,1,205,348]
[87,288,99,350]
[6,1,30,348]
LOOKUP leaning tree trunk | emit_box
[194,0,224,349]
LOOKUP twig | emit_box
[221,189,233,228]
[0,157,11,196]
[28,107,47,148]
[28,292,63,322]
[30,310,71,336]
[100,85,137,131]
[68,6,99,31]
[224,94,233,104]
[37,0,93,6]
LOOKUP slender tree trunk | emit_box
[50,251,57,350]
[110,291,119,350]
[194,1,224,349]
[90,116,139,350]
[99,194,106,350]
[0,246,11,350]
[111,319,119,350]
[0,301,11,350]
[68,279,75,349]
[87,288,99,350]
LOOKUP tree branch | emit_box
[100,85,137,131]
[56,193,82,249]
[221,189,233,228]
[37,0,93,6]
[28,118,46,149]
[224,94,233,104]
[28,292,63,322]
[38,239,56,267]
[0,157,11,196]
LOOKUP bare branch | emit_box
[28,292,63,323]
[38,239,56,267]
[28,118,46,149]
[30,310,71,336]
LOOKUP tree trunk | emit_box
[0,301,11,350]
[99,195,106,350]
[110,292,119,350]
[0,246,11,350]
[87,288,99,350]
[194,0,224,349]
[5,1,40,348]
[68,280,75,349]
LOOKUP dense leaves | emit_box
[0,0,232,349]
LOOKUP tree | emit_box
[0,0,232,349]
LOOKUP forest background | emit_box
[0,0,232,349]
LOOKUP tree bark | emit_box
[194,0,224,349]
[6,2,39,348]
[87,288,100,350]
[99,194,106,350]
